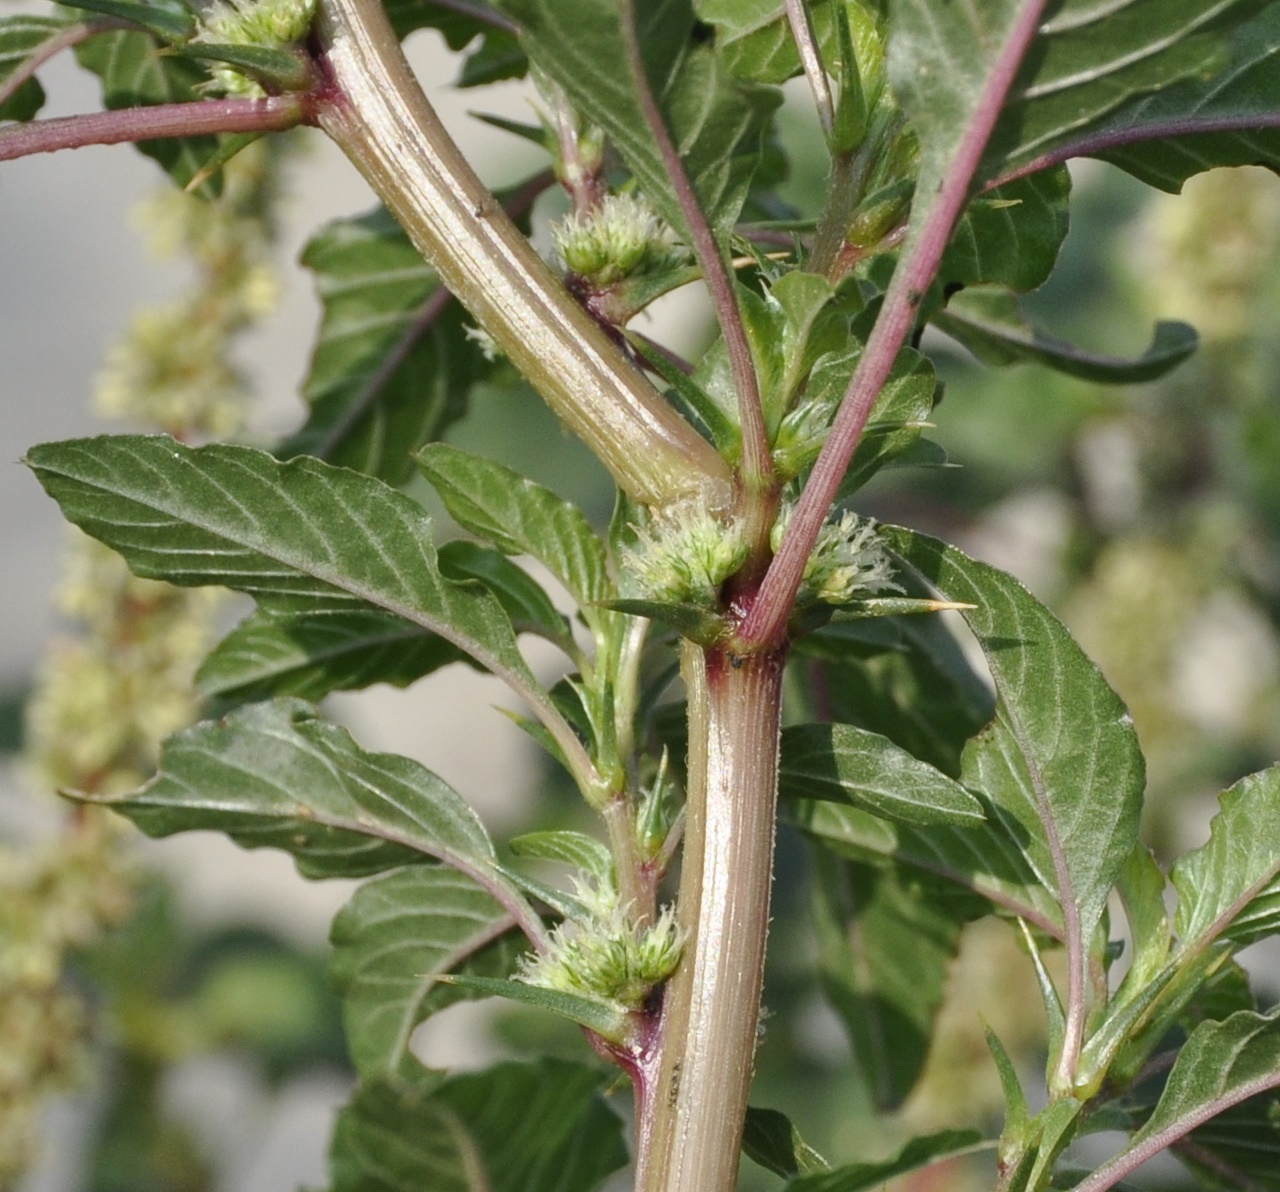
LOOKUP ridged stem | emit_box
[310,0,732,510]
[638,639,787,1192]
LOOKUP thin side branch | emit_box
[738,0,1051,650]
[618,0,773,494]
[0,96,308,163]
[784,0,833,139]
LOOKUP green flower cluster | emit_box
[553,192,681,287]
[623,501,748,607]
[519,897,685,1010]
[772,506,900,606]
[198,0,316,96]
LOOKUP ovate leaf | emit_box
[509,830,615,886]
[75,29,217,189]
[330,1060,628,1192]
[67,699,513,883]
[418,443,612,607]
[779,722,984,826]
[0,15,65,122]
[884,527,1144,967]
[280,207,489,485]
[496,0,780,236]
[196,607,463,704]
[26,436,538,698]
[330,866,523,1077]
[934,287,1198,383]
[1172,765,1280,951]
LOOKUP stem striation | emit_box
[639,640,787,1192]
[311,0,733,511]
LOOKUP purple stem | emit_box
[1072,1069,1280,1192]
[737,0,1051,650]
[618,0,773,494]
[987,111,1280,190]
[0,18,133,111]
[0,95,308,163]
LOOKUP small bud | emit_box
[553,193,680,287]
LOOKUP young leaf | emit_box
[983,0,1269,184]
[74,29,218,189]
[0,15,65,122]
[934,287,1199,384]
[811,853,967,1111]
[1172,764,1280,951]
[418,443,612,608]
[25,436,544,709]
[509,830,615,887]
[781,1129,986,1192]
[1077,1009,1280,1192]
[65,699,522,887]
[779,722,984,826]
[330,866,523,1078]
[496,0,781,236]
[330,1060,628,1192]
[884,527,1144,1016]
[439,974,631,1042]
[279,207,489,485]
[196,607,466,704]
[742,1106,831,1178]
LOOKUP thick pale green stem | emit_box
[311,0,732,510]
[640,640,786,1192]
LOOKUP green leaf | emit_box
[1113,844,1172,998]
[280,207,489,485]
[1090,1010,1280,1190]
[509,830,615,886]
[74,29,218,189]
[604,598,726,646]
[1173,765,1280,950]
[1177,1088,1280,1191]
[67,699,518,884]
[794,603,994,779]
[812,853,966,1111]
[438,541,577,655]
[982,0,1268,182]
[439,974,630,1042]
[496,0,781,236]
[788,796,1060,932]
[742,1106,831,1178]
[934,287,1199,384]
[176,42,312,91]
[330,866,523,1078]
[62,0,194,42]
[942,168,1072,294]
[418,443,612,608]
[884,526,1145,960]
[196,607,464,704]
[330,1059,628,1192]
[782,1129,986,1192]
[382,0,527,85]
[26,436,540,698]
[0,15,65,122]
[779,722,984,826]
[1084,6,1280,192]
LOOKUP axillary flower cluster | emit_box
[196,0,317,96]
[625,500,901,612]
